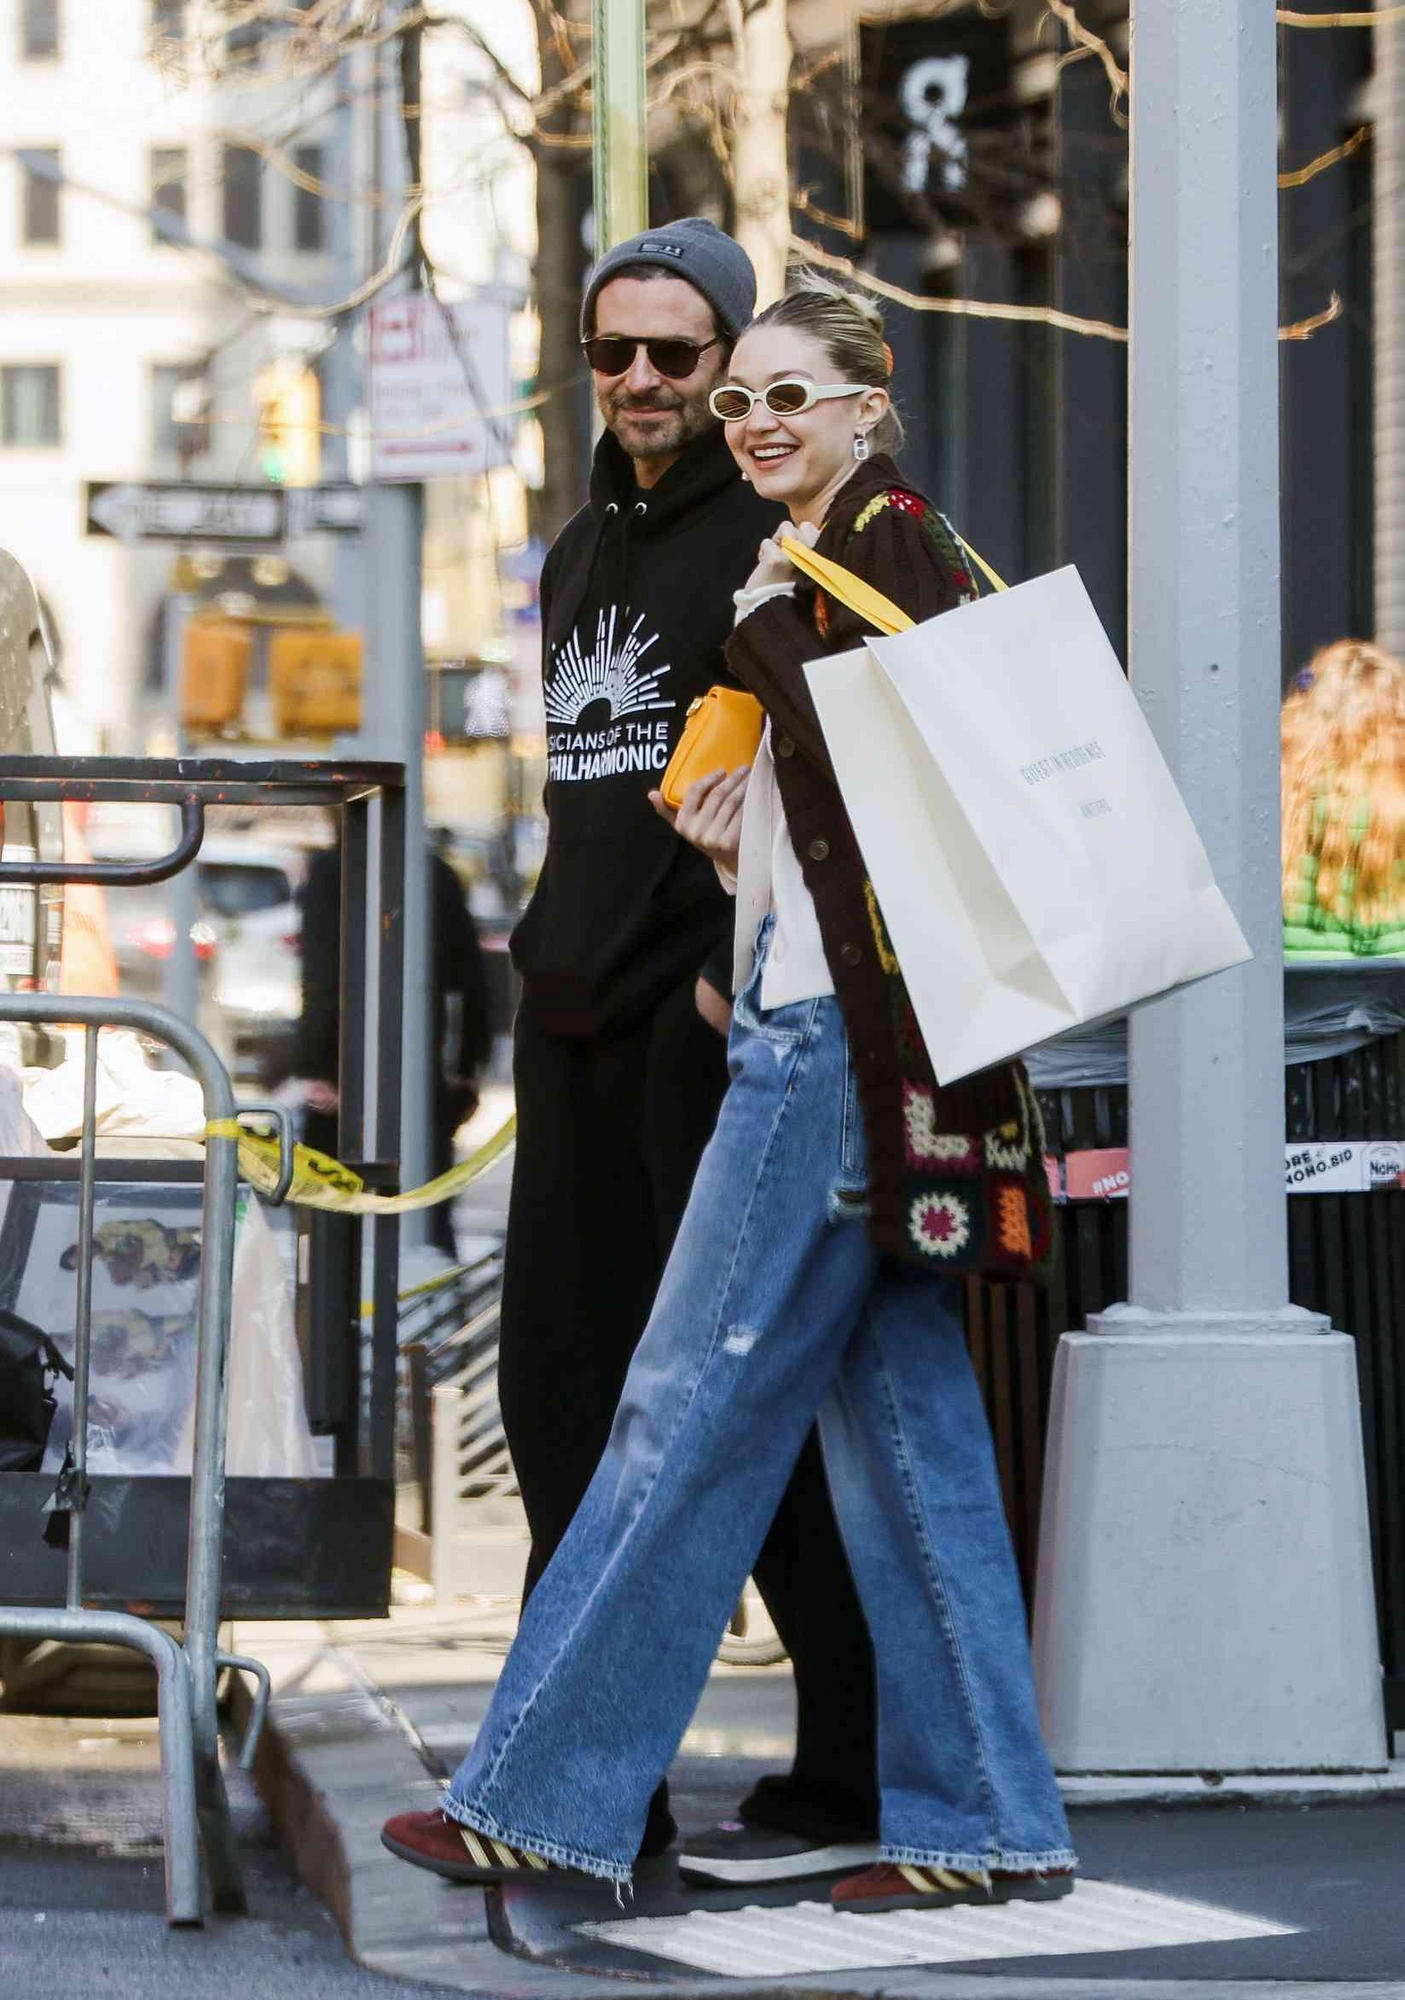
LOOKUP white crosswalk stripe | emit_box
[575,1880,1295,1977]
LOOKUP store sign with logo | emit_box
[1047,1142,1405,1202]
[1284,1141,1405,1193]
[860,15,1013,233]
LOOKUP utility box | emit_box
[269,629,362,735]
[181,621,251,730]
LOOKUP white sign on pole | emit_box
[369,294,514,483]
[85,481,286,543]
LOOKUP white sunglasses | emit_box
[708,378,874,423]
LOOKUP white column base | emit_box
[1032,1306,1386,1772]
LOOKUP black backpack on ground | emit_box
[0,1306,73,1473]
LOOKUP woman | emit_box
[382,273,1075,1916]
[1282,639,1405,958]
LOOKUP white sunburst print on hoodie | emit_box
[543,607,676,725]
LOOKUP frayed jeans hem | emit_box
[441,1793,632,1886]
[878,1844,1078,1876]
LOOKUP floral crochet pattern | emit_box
[848,490,978,603]
[904,1083,981,1174]
[985,1120,1031,1172]
[814,490,975,654]
[910,1192,972,1259]
[994,1182,1034,1263]
[866,854,1051,1278]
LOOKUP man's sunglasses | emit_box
[582,334,722,380]
[708,379,872,423]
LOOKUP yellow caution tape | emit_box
[357,1256,495,1320]
[391,1260,485,1305]
[204,1114,516,1214]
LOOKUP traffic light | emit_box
[252,362,320,487]
[269,627,362,735]
[180,619,251,730]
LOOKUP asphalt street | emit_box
[0,1714,458,2000]
[4,1703,1405,1997]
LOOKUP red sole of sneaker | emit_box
[838,1876,1076,1916]
[380,1829,525,1884]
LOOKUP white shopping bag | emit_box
[797,557,1251,1085]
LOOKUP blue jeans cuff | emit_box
[441,1791,633,1885]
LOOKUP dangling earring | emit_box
[852,432,870,463]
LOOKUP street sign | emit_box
[85,481,287,544]
[369,293,514,483]
[287,482,366,535]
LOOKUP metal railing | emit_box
[0,748,405,1919]
[0,994,263,1926]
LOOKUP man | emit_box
[499,217,881,1885]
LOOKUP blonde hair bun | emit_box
[783,268,886,339]
[746,267,902,450]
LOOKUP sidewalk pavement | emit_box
[231,1594,1405,1998]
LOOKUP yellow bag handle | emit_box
[778,526,1008,636]
[957,538,1008,595]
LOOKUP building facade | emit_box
[0,0,338,751]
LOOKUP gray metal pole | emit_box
[365,477,431,1211]
[322,50,366,643]
[1122,0,1285,1315]
[1031,0,1383,1775]
[347,28,430,1226]
[162,594,200,1026]
[383,15,429,1226]
[65,1024,100,1610]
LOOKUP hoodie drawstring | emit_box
[550,495,649,651]
[616,498,648,609]
[576,501,619,624]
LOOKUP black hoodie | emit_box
[511,424,783,1037]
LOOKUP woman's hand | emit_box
[694,974,732,1039]
[742,519,820,596]
[648,765,750,874]
[743,536,795,597]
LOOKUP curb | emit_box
[231,1633,474,1987]
[229,1624,1405,1996]
[1060,1764,1405,1808]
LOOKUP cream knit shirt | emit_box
[717,568,834,1007]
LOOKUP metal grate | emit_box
[968,1032,1405,1731]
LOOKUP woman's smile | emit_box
[720,323,889,528]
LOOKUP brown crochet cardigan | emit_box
[725,453,1052,1279]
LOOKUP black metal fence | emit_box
[963,1030,1405,1733]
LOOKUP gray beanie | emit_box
[579,217,757,343]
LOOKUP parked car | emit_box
[200,839,307,1088]
[103,833,307,1091]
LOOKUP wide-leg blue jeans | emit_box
[444,923,1074,1885]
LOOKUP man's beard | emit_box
[604,387,712,459]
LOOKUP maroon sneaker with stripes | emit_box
[832,1862,1075,1914]
[381,1807,568,1884]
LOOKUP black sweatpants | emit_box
[496,974,880,1855]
